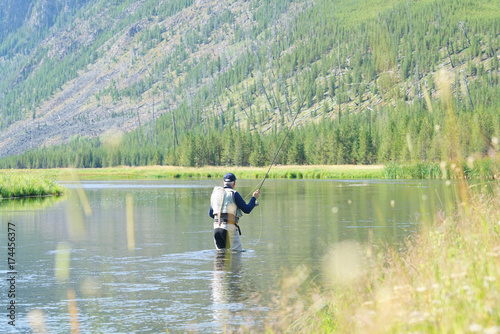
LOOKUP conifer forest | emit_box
[0,0,498,170]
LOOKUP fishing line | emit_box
[251,204,264,247]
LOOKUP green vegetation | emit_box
[0,0,196,126]
[384,159,500,179]
[2,165,385,181]
[5,160,496,182]
[1,0,499,175]
[256,33,500,330]
[0,172,64,198]
[1,1,498,330]
[264,180,500,333]
[2,84,498,179]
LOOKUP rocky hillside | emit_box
[0,0,269,156]
[0,0,498,158]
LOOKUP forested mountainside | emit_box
[0,0,499,168]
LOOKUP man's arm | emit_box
[234,192,257,214]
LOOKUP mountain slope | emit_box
[0,0,498,161]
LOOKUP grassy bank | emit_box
[384,160,500,180]
[1,165,386,181]
[265,180,500,333]
[3,160,498,182]
[0,172,65,198]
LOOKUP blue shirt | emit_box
[208,186,257,218]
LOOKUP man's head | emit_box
[223,173,236,188]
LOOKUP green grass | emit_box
[384,159,500,180]
[0,172,65,198]
[0,165,386,181]
[4,160,499,183]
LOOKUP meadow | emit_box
[1,165,386,181]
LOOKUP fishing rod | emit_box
[250,82,306,247]
[257,102,304,191]
[249,102,303,247]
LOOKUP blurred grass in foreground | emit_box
[0,172,64,198]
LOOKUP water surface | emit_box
[0,179,458,333]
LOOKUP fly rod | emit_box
[257,103,304,191]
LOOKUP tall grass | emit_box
[0,172,64,198]
[384,159,500,180]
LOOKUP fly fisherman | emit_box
[209,173,260,251]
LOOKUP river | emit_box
[0,178,459,333]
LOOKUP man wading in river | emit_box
[209,173,260,251]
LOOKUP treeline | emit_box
[1,76,498,169]
[1,0,499,169]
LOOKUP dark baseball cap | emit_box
[223,173,236,182]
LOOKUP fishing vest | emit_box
[211,186,243,224]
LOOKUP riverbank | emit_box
[3,160,498,181]
[385,160,499,180]
[0,173,64,198]
[1,165,386,181]
[265,180,500,332]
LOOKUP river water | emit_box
[0,179,459,333]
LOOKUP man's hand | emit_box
[253,189,260,199]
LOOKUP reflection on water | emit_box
[0,179,461,332]
[0,195,65,211]
[211,251,261,331]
